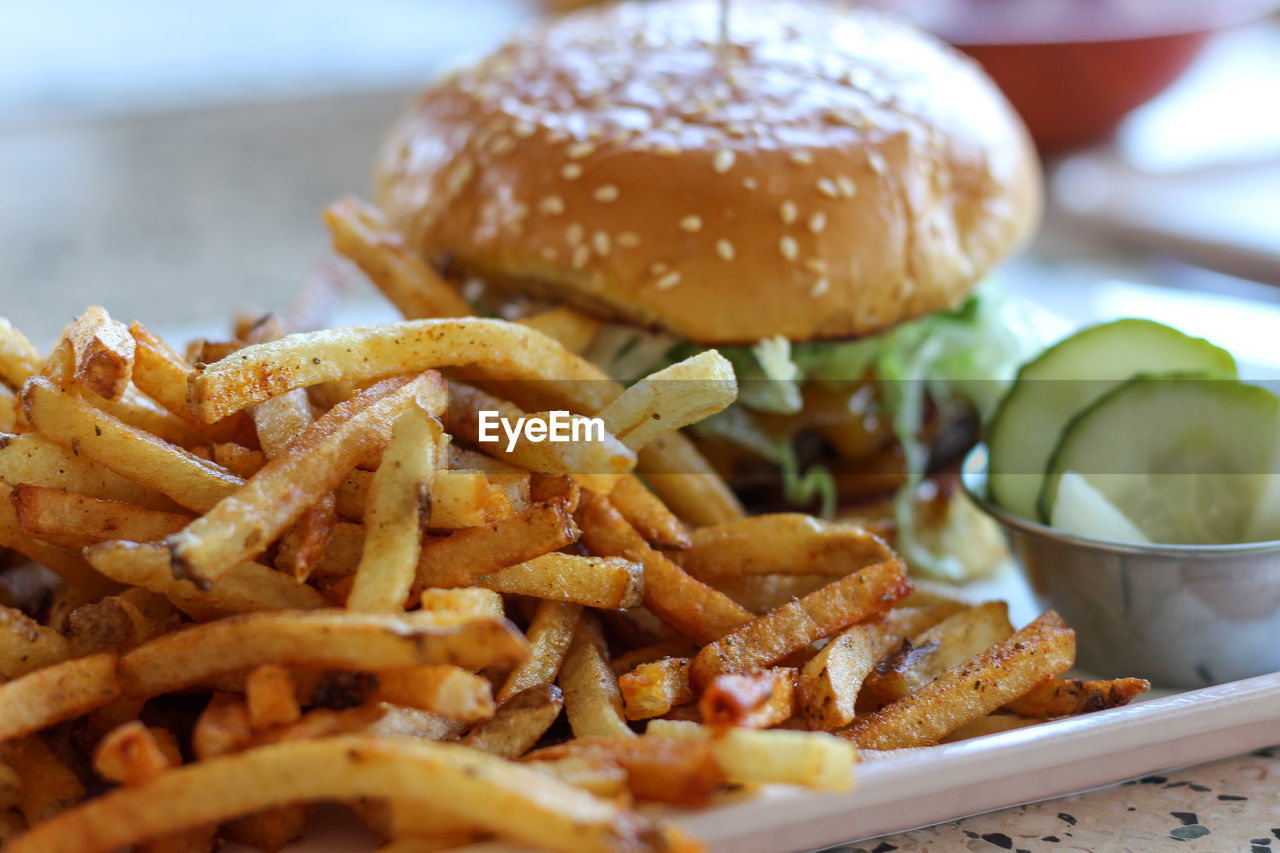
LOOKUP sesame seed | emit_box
[593,231,611,256]
[572,245,591,269]
[742,177,759,190]
[593,184,619,203]
[656,271,681,289]
[617,232,641,249]
[650,262,669,275]
[538,195,565,215]
[790,149,814,165]
[561,163,582,181]
[567,142,596,160]
[716,239,735,261]
[713,149,736,173]
[868,152,887,175]
[679,215,703,233]
[836,175,857,197]
[513,120,536,138]
[566,223,584,246]
[490,134,516,157]
[811,278,830,297]
[808,211,827,233]
[816,178,839,198]
[656,144,681,157]
[780,201,798,225]
[779,236,799,261]
[547,129,570,144]
[804,258,828,274]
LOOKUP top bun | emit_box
[374,0,1041,344]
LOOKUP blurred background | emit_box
[3,0,1280,359]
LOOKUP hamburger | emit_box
[372,0,1042,576]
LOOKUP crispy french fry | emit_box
[8,736,675,853]
[688,558,910,690]
[710,574,831,614]
[528,756,629,799]
[0,653,120,742]
[646,719,856,791]
[0,605,72,678]
[416,500,579,591]
[187,319,616,424]
[463,684,565,759]
[862,602,1014,706]
[516,307,601,355]
[349,406,441,611]
[0,432,176,512]
[499,601,581,702]
[65,307,135,402]
[324,198,473,321]
[477,554,643,610]
[526,736,724,806]
[167,373,446,584]
[619,658,693,721]
[209,443,266,479]
[610,475,690,550]
[597,351,736,452]
[679,514,892,579]
[843,612,1076,750]
[1002,676,1149,718]
[0,486,120,599]
[374,665,494,722]
[0,318,41,391]
[610,640,699,676]
[67,587,181,656]
[418,587,504,619]
[93,722,178,785]
[12,485,192,550]
[130,322,252,445]
[559,616,633,739]
[0,735,84,823]
[116,610,528,699]
[281,493,338,583]
[576,491,749,644]
[246,665,302,730]
[699,668,796,728]
[21,377,242,514]
[635,431,744,527]
[84,540,327,620]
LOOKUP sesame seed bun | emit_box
[374,0,1041,345]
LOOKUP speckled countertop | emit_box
[2,84,1277,853]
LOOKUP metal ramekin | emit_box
[961,445,1280,688]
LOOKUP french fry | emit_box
[416,500,579,591]
[678,514,892,580]
[85,540,327,620]
[619,658,693,721]
[67,587,182,656]
[167,373,446,585]
[516,307,601,355]
[1002,676,1149,718]
[699,668,796,728]
[528,756,629,799]
[130,322,252,444]
[0,318,41,391]
[8,736,678,853]
[115,609,528,699]
[430,470,519,528]
[797,605,962,730]
[635,431,744,527]
[498,600,581,702]
[713,574,834,615]
[688,558,910,690]
[526,736,724,806]
[418,587,504,619]
[576,491,750,644]
[209,443,266,479]
[610,640,699,676]
[0,735,85,823]
[187,319,616,424]
[559,616,634,739]
[463,684,565,759]
[245,665,302,730]
[0,486,120,599]
[65,307,135,402]
[324,198,473,321]
[12,485,192,551]
[597,351,736,452]
[843,612,1077,750]
[93,722,179,785]
[941,713,1047,743]
[0,386,14,432]
[281,493,338,583]
[862,602,1014,707]
[21,377,242,513]
[0,653,120,742]
[609,475,690,550]
[374,665,495,722]
[0,432,176,512]
[477,554,643,610]
[646,719,856,791]
[0,605,72,678]
[349,406,441,611]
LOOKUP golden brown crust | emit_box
[375,0,1041,344]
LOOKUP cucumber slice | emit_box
[1050,471,1151,545]
[987,319,1236,520]
[1042,376,1280,545]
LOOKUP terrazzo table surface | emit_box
[2,84,1277,853]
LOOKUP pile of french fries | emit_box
[0,199,1148,853]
